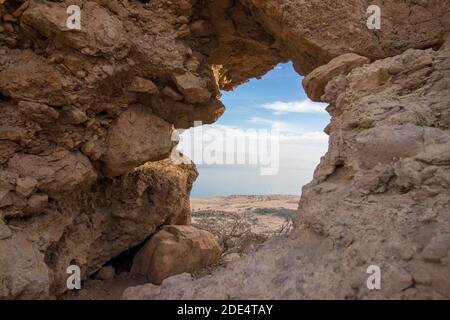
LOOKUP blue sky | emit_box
[177,62,331,197]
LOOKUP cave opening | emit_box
[101,237,150,276]
[175,61,331,255]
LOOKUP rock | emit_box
[190,20,213,37]
[222,253,240,264]
[18,101,59,123]
[22,1,129,57]
[102,106,173,177]
[131,225,221,284]
[355,124,424,169]
[46,159,197,295]
[0,126,27,142]
[16,177,38,197]
[162,86,183,101]
[0,191,13,208]
[151,97,225,129]
[186,57,200,72]
[384,267,414,295]
[3,14,17,23]
[0,51,69,105]
[0,220,12,240]
[193,99,226,125]
[128,76,159,95]
[172,72,211,104]
[176,24,191,39]
[7,150,98,198]
[0,233,50,299]
[26,193,49,214]
[122,282,161,300]
[122,273,192,300]
[179,0,194,11]
[303,53,370,102]
[4,37,17,48]
[81,136,105,161]
[422,235,450,263]
[94,266,116,280]
[61,106,88,124]
[12,1,29,18]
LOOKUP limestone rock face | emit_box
[22,1,130,57]
[1,0,210,298]
[7,150,98,200]
[131,225,221,285]
[209,0,449,88]
[0,159,197,298]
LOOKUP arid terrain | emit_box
[192,195,298,234]
[62,195,298,300]
[192,195,298,264]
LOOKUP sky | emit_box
[176,62,331,198]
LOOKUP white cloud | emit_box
[248,117,328,141]
[249,117,290,132]
[262,99,328,114]
[177,123,328,161]
[175,123,329,180]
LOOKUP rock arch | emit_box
[0,0,449,299]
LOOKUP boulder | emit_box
[60,106,88,125]
[172,72,211,104]
[222,253,241,264]
[26,193,49,214]
[0,233,50,299]
[0,220,12,240]
[162,86,184,101]
[128,77,159,95]
[122,273,192,300]
[22,1,129,57]
[102,106,173,177]
[94,266,116,280]
[303,53,370,102]
[16,177,38,197]
[0,191,14,208]
[131,225,221,284]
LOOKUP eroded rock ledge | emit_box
[1,0,449,299]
